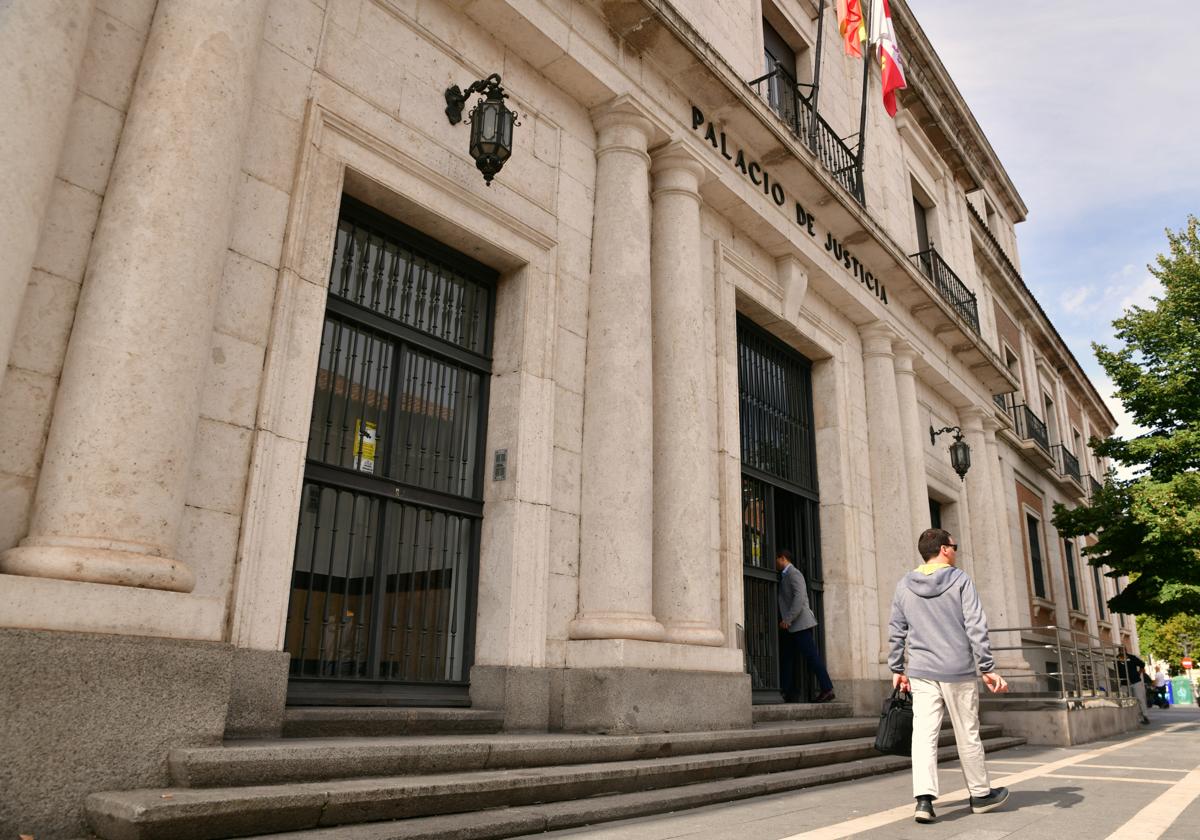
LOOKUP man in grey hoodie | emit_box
[889,528,1010,824]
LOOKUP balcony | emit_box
[1087,474,1103,499]
[910,246,981,336]
[1051,443,1085,495]
[1001,402,1055,469]
[749,63,865,205]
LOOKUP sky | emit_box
[906,1,1200,459]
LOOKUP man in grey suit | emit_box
[776,549,835,703]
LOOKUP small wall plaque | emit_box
[493,449,508,481]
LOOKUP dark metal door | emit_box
[737,317,823,704]
[285,197,494,706]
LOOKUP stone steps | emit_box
[230,738,1025,840]
[170,717,882,787]
[85,725,1021,840]
[280,707,504,738]
[751,701,854,723]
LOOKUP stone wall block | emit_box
[176,504,240,603]
[215,252,282,348]
[0,370,54,479]
[230,174,293,269]
[8,270,83,377]
[77,9,144,112]
[187,419,255,517]
[255,41,313,121]
[199,331,267,429]
[0,475,36,554]
[553,383,583,454]
[552,325,586,393]
[31,179,102,283]
[242,106,304,195]
[57,92,125,194]
[265,0,324,66]
[548,508,580,577]
[257,270,328,444]
[551,445,581,516]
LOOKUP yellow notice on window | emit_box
[353,419,377,474]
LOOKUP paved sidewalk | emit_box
[516,706,1200,840]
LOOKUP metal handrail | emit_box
[989,625,1132,702]
[1010,403,1051,453]
[748,63,865,205]
[908,245,981,335]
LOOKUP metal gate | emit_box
[737,317,823,704]
[284,196,494,706]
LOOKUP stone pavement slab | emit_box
[518,707,1200,840]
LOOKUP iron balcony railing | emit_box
[749,63,865,205]
[1052,443,1082,482]
[909,246,981,336]
[989,625,1133,701]
[1010,403,1051,453]
[1088,474,1103,498]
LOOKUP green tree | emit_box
[1135,613,1200,674]
[1054,216,1200,619]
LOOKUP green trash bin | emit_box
[1171,676,1193,705]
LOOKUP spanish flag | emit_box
[836,0,867,59]
[870,0,908,117]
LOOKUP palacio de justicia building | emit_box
[0,1,1141,836]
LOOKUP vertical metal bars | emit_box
[285,197,494,695]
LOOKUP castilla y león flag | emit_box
[836,0,867,58]
[870,0,908,117]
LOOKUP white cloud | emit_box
[1060,286,1090,313]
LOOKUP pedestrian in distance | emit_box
[888,528,1011,824]
[1153,665,1170,707]
[1119,649,1151,724]
[776,549,836,703]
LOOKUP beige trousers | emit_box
[910,677,991,799]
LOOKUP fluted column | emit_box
[570,100,665,642]
[0,0,270,592]
[893,344,930,539]
[860,323,914,659]
[650,142,723,646]
[0,0,98,384]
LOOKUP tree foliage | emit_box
[1136,613,1200,674]
[1053,216,1200,619]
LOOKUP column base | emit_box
[569,612,666,642]
[225,648,290,739]
[0,540,195,592]
[662,621,725,646]
[563,666,751,733]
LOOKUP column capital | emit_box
[859,321,898,357]
[959,405,987,432]
[892,341,919,375]
[592,94,670,154]
[650,139,719,196]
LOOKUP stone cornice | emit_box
[966,202,1116,432]
[890,0,1028,222]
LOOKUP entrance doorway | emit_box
[284,196,495,706]
[737,317,823,704]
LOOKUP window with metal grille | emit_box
[285,196,494,694]
[1026,512,1047,599]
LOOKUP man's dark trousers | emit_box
[780,627,833,700]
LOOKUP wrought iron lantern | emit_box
[930,425,971,481]
[444,73,519,186]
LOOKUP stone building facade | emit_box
[0,0,1135,835]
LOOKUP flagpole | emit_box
[808,0,827,148]
[855,0,873,202]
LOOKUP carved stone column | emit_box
[860,323,914,660]
[893,344,930,540]
[570,99,665,642]
[0,0,270,591]
[649,141,722,646]
[0,0,97,383]
[960,407,1010,629]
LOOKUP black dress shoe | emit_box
[970,787,1010,814]
[914,796,936,823]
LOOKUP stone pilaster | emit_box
[960,407,1011,631]
[570,99,665,642]
[0,0,270,592]
[893,344,930,540]
[0,0,97,384]
[649,141,722,647]
[860,323,914,662]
